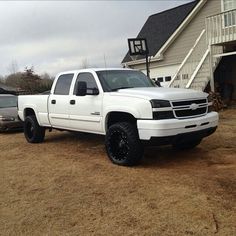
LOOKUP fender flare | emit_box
[23,106,42,126]
[103,107,140,132]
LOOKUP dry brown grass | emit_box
[1,110,236,236]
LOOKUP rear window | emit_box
[0,96,17,108]
[54,74,74,95]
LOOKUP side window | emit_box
[74,73,98,95]
[54,74,74,95]
[157,77,164,83]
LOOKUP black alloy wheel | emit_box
[105,122,143,166]
[24,115,45,143]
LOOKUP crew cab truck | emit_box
[18,68,218,166]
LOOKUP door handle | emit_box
[51,99,56,104]
[70,100,76,105]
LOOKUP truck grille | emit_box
[171,99,208,119]
[172,99,206,107]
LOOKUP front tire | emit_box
[24,115,45,143]
[105,122,143,166]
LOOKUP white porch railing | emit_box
[169,29,207,88]
[206,9,236,45]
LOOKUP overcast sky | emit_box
[0,0,192,76]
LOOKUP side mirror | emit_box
[76,81,87,96]
[91,88,99,95]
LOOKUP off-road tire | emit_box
[172,139,202,150]
[24,115,45,143]
[105,122,143,166]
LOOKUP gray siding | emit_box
[157,0,221,67]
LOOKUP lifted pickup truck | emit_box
[18,68,218,166]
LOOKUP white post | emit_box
[209,45,215,92]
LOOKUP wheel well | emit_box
[106,112,136,130]
[24,108,36,119]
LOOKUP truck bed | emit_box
[18,94,51,127]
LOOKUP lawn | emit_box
[1,110,236,235]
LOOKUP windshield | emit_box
[96,70,156,92]
[0,96,17,108]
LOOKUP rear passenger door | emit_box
[48,73,74,129]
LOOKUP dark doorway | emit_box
[214,55,236,106]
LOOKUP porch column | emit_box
[209,45,215,92]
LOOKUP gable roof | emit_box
[122,1,199,64]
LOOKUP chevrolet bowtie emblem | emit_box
[190,103,199,110]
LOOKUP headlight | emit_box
[150,100,171,108]
[207,95,213,113]
[207,95,213,104]
[0,116,15,121]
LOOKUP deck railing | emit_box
[206,9,236,45]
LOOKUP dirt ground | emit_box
[0,110,236,236]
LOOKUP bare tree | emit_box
[7,60,19,74]
[0,75,4,83]
[5,72,22,88]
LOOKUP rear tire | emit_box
[105,122,143,166]
[172,139,202,150]
[24,115,45,143]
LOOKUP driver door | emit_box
[68,72,103,133]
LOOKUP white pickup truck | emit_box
[18,68,218,166]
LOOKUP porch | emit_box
[206,9,236,45]
[168,8,236,97]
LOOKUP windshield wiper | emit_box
[110,86,134,92]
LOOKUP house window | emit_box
[222,0,236,27]
[165,76,172,82]
[156,76,171,84]
[223,0,236,11]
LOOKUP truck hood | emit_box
[110,87,208,100]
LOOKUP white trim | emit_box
[149,62,180,69]
[123,55,163,67]
[221,0,224,12]
[154,0,206,58]
[168,29,206,87]
[213,50,236,57]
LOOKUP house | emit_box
[122,0,236,103]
